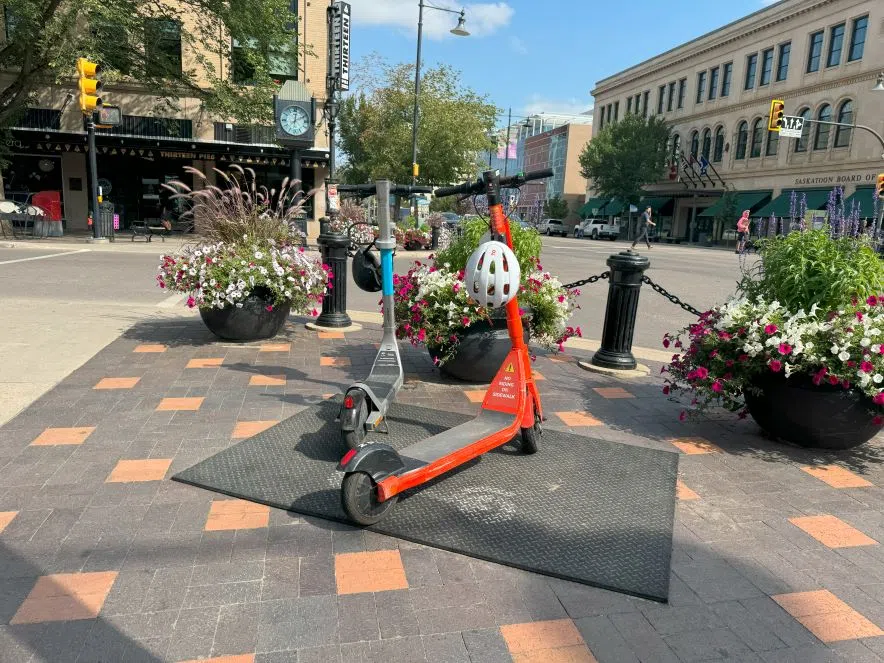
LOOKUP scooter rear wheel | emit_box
[341,471,398,525]
[520,413,541,454]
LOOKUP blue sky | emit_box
[346,0,779,126]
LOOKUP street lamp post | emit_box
[410,0,469,197]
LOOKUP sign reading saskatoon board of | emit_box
[330,2,350,92]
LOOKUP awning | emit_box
[843,187,876,219]
[640,197,674,213]
[579,197,608,218]
[601,198,625,216]
[753,188,831,219]
[698,190,772,218]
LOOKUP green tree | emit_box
[715,188,740,228]
[338,57,497,185]
[0,0,303,129]
[543,195,569,219]
[578,114,670,206]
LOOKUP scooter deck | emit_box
[399,408,515,464]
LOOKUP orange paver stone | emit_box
[178,656,255,663]
[789,515,877,548]
[593,387,634,399]
[260,343,290,352]
[94,377,140,390]
[133,344,166,353]
[335,550,409,595]
[555,411,602,427]
[670,437,721,455]
[773,590,884,642]
[249,374,286,386]
[548,355,573,364]
[801,465,873,488]
[532,371,546,381]
[322,393,336,400]
[156,397,204,411]
[676,480,700,501]
[205,499,270,531]
[501,619,598,663]
[10,572,118,624]
[0,511,18,534]
[232,420,279,439]
[318,331,345,339]
[106,459,172,483]
[186,357,224,369]
[31,427,95,446]
[464,390,486,403]
[320,356,351,367]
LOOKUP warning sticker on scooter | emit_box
[483,351,522,414]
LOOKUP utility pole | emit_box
[503,107,512,176]
[77,58,105,242]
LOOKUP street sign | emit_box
[780,115,804,138]
[328,183,339,212]
[330,2,350,92]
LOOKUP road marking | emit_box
[156,294,185,308]
[0,249,90,265]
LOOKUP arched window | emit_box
[672,134,681,160]
[834,100,853,148]
[766,124,779,156]
[794,107,811,152]
[735,121,748,159]
[713,126,725,163]
[750,118,764,158]
[701,128,712,160]
[814,104,832,150]
[690,130,699,158]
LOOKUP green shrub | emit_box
[435,216,541,275]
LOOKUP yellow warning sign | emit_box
[505,363,515,373]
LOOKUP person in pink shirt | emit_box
[736,210,750,254]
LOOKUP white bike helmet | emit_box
[464,241,521,308]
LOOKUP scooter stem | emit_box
[375,180,396,334]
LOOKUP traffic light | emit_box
[768,99,785,132]
[77,58,103,113]
[876,173,884,199]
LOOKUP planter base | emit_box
[430,316,528,384]
[200,297,291,341]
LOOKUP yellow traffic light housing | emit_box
[876,173,884,200]
[77,58,103,113]
[768,99,785,132]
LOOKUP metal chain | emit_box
[562,271,610,290]
[641,275,703,317]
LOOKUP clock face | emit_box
[280,105,310,136]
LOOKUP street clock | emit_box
[274,97,315,146]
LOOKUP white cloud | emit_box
[348,0,514,39]
[522,94,593,117]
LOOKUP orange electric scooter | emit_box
[337,167,553,525]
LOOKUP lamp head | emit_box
[450,12,469,36]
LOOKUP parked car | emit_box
[538,218,567,236]
[574,218,619,240]
[439,212,460,228]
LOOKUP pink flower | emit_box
[662,385,670,395]
[874,393,884,406]
[663,338,671,348]
[186,296,196,308]
[829,375,840,385]
[718,331,732,341]
[778,343,792,356]
[768,359,782,372]
[265,305,274,312]
[711,380,723,393]
[861,361,874,373]
[518,308,526,317]
[695,366,709,379]
[867,296,879,306]
[461,317,470,326]
[558,295,566,303]
[856,312,864,321]
[417,329,426,341]
[679,411,687,422]
[311,308,319,316]
[452,282,461,293]
[738,354,749,362]
[575,326,582,337]
[764,324,778,335]
[725,359,734,368]
[874,415,884,426]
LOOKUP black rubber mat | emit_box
[173,400,677,601]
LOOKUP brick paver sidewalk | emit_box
[1,315,884,662]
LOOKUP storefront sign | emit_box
[330,2,351,91]
[794,172,879,186]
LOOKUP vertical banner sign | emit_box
[327,183,339,212]
[331,2,351,92]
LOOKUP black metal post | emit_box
[87,116,102,240]
[315,218,352,328]
[591,251,651,371]
[431,226,440,249]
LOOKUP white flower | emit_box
[872,329,882,336]
[860,373,872,387]
[831,344,840,354]
[254,251,264,259]
[861,338,871,347]
[838,351,850,361]
[875,374,884,384]
[873,345,882,354]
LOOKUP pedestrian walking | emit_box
[631,206,655,250]
[736,209,750,254]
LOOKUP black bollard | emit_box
[431,226,440,250]
[591,250,651,371]
[315,217,353,328]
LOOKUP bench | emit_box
[131,219,194,242]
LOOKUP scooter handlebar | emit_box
[434,168,554,198]
[337,183,433,198]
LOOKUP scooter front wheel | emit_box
[341,471,398,525]
[520,413,541,454]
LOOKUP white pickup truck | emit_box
[574,218,620,240]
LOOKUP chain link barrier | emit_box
[562,271,609,289]
[562,271,703,317]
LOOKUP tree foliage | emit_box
[578,114,670,206]
[338,57,497,185]
[543,195,569,219]
[0,0,302,129]
[715,188,740,228]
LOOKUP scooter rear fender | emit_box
[339,389,367,432]
[337,442,406,483]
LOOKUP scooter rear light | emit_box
[343,395,354,409]
[340,448,358,466]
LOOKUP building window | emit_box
[794,108,811,152]
[807,30,824,72]
[744,53,758,89]
[626,96,632,114]
[708,67,719,100]
[760,48,774,85]
[657,86,665,114]
[833,99,853,148]
[766,126,779,156]
[672,134,681,159]
[827,23,845,67]
[721,63,732,96]
[635,93,642,114]
[677,79,686,109]
[848,15,867,62]
[750,118,764,157]
[696,71,706,104]
[814,103,832,150]
[776,42,791,81]
[613,101,619,121]
[713,127,725,163]
[642,90,649,118]
[667,81,676,112]
[690,130,699,159]
[701,129,711,161]
[735,122,748,159]
[144,19,182,77]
